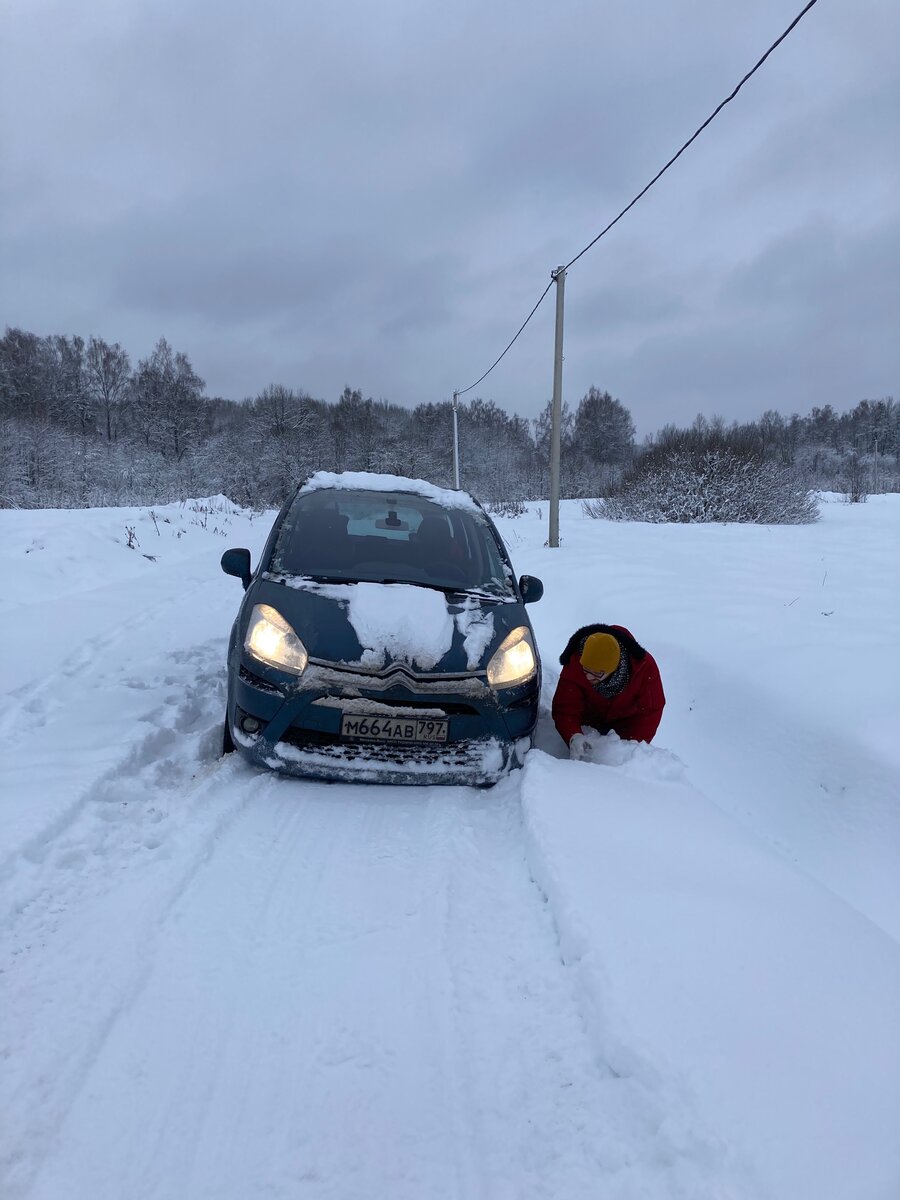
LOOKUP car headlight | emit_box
[486,626,536,688]
[244,604,309,676]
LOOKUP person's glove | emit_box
[569,732,589,761]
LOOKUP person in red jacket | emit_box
[552,624,665,760]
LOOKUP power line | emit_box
[456,279,554,397]
[564,0,820,271]
[455,0,820,397]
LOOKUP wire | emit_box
[456,279,554,397]
[564,0,820,271]
[455,0,820,397]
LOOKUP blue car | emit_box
[221,472,544,785]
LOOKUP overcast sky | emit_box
[2,0,898,434]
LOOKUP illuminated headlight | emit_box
[244,604,309,676]
[486,626,536,688]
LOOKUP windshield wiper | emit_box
[379,579,509,602]
[267,571,354,586]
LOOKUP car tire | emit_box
[222,715,235,755]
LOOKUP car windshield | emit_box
[269,488,515,597]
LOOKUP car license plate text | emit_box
[340,713,449,743]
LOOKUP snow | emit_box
[312,696,447,718]
[279,576,498,670]
[299,470,482,511]
[269,733,507,783]
[1,492,899,1200]
[454,595,496,669]
[522,751,900,1200]
[574,727,687,779]
[345,580,455,670]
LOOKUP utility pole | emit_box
[548,265,566,548]
[452,390,460,489]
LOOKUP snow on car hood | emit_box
[261,575,502,672]
[342,581,454,670]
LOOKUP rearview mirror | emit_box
[519,574,544,604]
[221,548,252,590]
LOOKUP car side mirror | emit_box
[519,574,544,604]
[221,548,252,590]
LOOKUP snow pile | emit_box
[577,728,686,780]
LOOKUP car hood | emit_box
[249,574,529,674]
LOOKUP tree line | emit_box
[0,326,896,510]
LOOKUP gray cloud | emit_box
[2,0,897,431]
[584,217,900,434]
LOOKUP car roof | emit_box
[297,471,485,514]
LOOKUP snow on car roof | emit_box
[299,471,482,511]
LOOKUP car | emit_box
[220,471,544,785]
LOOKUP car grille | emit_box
[307,660,488,699]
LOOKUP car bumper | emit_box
[227,657,538,786]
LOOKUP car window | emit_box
[269,489,514,596]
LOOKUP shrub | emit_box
[590,447,819,524]
[488,498,527,518]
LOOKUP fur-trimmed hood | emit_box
[559,623,647,667]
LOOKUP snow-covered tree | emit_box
[593,446,818,524]
[131,338,205,461]
[86,337,131,443]
[572,387,635,466]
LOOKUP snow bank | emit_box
[510,493,900,942]
[521,750,900,1200]
[0,499,274,864]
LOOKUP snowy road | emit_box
[3,497,899,1199]
[0,503,722,1200]
[3,671,721,1200]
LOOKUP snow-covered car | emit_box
[220,472,544,785]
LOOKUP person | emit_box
[552,624,665,760]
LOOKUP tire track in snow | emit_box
[18,782,472,1200]
[0,565,217,739]
[13,769,736,1200]
[0,675,267,1200]
[438,779,735,1198]
[0,637,229,886]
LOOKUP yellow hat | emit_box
[580,632,621,675]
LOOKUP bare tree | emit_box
[249,384,328,502]
[86,337,131,442]
[131,338,205,460]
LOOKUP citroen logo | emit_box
[380,664,417,683]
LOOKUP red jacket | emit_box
[552,623,665,745]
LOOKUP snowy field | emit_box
[2,493,899,1200]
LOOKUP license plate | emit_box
[340,713,449,743]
